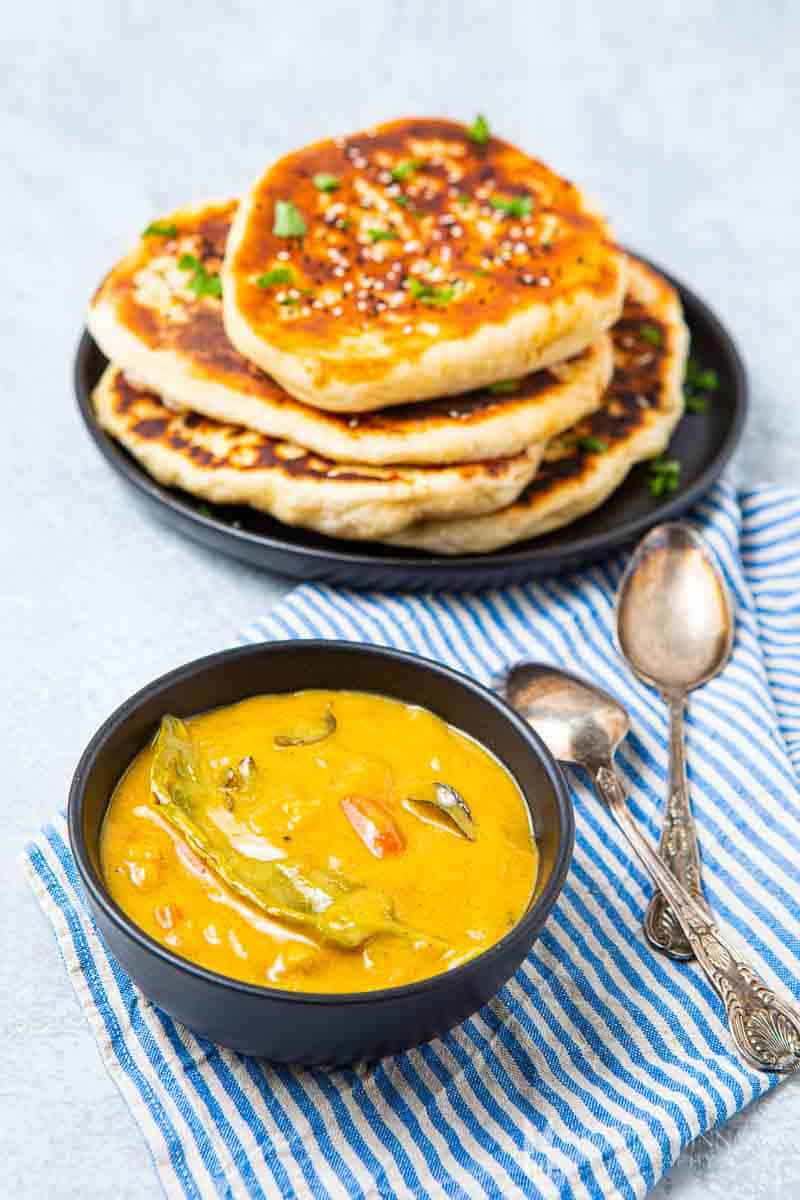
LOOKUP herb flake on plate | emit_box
[390,159,421,182]
[257,267,293,288]
[488,380,520,395]
[407,278,456,307]
[648,455,681,497]
[489,194,533,218]
[142,221,178,238]
[580,435,609,453]
[684,356,720,413]
[273,201,307,238]
[313,173,340,192]
[640,323,663,347]
[178,254,222,299]
[467,113,490,145]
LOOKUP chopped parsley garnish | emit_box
[580,435,609,453]
[196,503,213,518]
[392,194,415,212]
[686,360,719,390]
[683,357,719,414]
[313,173,340,192]
[489,194,534,218]
[456,194,470,208]
[142,221,177,238]
[273,201,306,238]
[256,268,293,288]
[488,380,521,395]
[391,159,421,182]
[648,455,681,497]
[367,228,399,243]
[467,113,491,145]
[407,278,456,307]
[471,266,489,277]
[640,323,663,347]
[178,254,222,299]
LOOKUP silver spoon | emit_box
[615,522,734,960]
[498,661,800,1073]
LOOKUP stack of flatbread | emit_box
[89,117,688,553]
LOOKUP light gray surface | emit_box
[3,2,799,1196]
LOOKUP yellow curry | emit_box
[101,690,538,992]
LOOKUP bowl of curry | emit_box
[69,641,573,1063]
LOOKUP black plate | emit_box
[75,256,747,590]
[68,641,573,1063]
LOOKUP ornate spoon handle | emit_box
[644,695,710,960]
[594,762,800,1073]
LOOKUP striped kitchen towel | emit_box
[23,481,800,1200]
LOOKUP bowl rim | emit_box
[68,640,574,1007]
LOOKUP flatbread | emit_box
[89,199,612,465]
[92,367,543,541]
[223,117,627,411]
[385,257,688,554]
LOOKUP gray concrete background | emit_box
[3,2,799,1195]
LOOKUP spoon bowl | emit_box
[501,662,629,769]
[616,523,734,696]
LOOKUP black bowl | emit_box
[68,641,573,1064]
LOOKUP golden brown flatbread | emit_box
[89,198,612,464]
[385,257,688,553]
[93,367,543,541]
[223,117,627,410]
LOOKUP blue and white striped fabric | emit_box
[24,481,800,1200]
